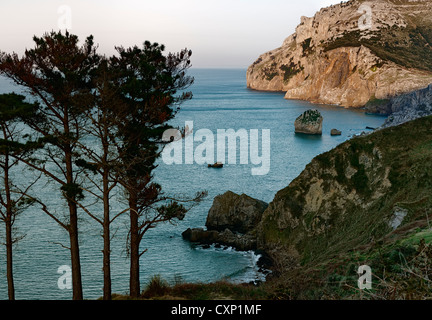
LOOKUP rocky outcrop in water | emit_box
[247,0,432,108]
[294,109,323,135]
[330,129,342,136]
[206,191,268,234]
[182,228,257,251]
[182,191,268,251]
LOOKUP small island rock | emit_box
[295,109,323,135]
[330,128,342,136]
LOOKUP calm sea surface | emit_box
[0,69,386,300]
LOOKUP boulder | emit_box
[182,191,268,251]
[330,129,342,136]
[206,191,268,234]
[182,228,219,243]
[294,109,323,135]
[181,228,257,251]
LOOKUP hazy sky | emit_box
[0,0,342,68]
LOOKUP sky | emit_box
[0,0,342,68]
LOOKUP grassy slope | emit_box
[262,115,432,260]
[258,115,432,299]
[270,223,432,300]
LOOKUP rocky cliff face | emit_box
[247,0,432,108]
[182,191,268,251]
[366,84,432,128]
[257,115,432,271]
[206,191,268,234]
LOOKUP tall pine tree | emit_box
[0,31,100,300]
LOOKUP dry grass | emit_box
[139,276,271,300]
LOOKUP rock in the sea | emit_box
[181,228,257,251]
[330,129,342,136]
[182,228,219,243]
[182,191,268,251]
[206,191,268,234]
[294,109,323,135]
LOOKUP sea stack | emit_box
[295,109,323,135]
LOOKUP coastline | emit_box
[0,69,387,300]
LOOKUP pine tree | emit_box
[0,31,100,300]
[0,93,39,300]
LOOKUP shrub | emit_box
[141,275,169,298]
[280,62,304,83]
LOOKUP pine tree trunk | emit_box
[129,193,140,298]
[65,140,83,300]
[69,202,83,300]
[102,171,111,300]
[4,153,15,300]
[6,216,15,300]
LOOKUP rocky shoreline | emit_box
[181,191,274,279]
[182,227,258,252]
[182,191,267,251]
[372,84,432,129]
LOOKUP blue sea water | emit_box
[0,69,386,300]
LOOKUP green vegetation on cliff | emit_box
[272,227,432,300]
[258,115,432,299]
[280,62,304,83]
[323,25,432,72]
[322,0,432,72]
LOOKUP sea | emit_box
[0,69,386,300]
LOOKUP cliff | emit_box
[365,84,432,128]
[258,115,432,276]
[247,0,432,108]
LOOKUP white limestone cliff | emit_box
[247,0,432,108]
